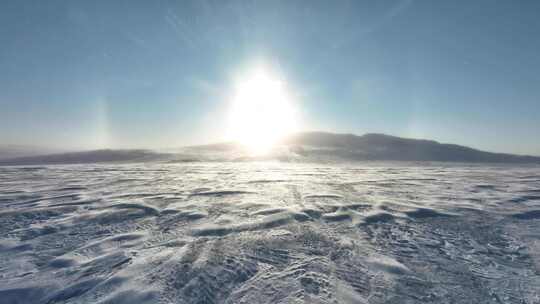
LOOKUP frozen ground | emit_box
[0,162,539,303]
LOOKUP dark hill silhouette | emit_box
[284,132,540,163]
[0,132,538,165]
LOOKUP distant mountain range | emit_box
[1,132,539,165]
[284,132,540,163]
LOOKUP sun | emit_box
[227,67,297,154]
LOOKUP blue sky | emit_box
[1,0,539,155]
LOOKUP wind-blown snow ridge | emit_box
[0,162,539,303]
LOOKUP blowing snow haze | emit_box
[2,2,540,304]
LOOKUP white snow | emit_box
[0,162,539,303]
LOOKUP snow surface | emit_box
[0,162,539,303]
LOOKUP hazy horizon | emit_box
[2,1,540,155]
[3,130,540,160]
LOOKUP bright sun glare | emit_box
[227,67,297,154]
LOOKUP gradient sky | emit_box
[1,0,539,155]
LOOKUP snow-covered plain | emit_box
[1,162,539,303]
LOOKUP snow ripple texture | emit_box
[0,162,539,303]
